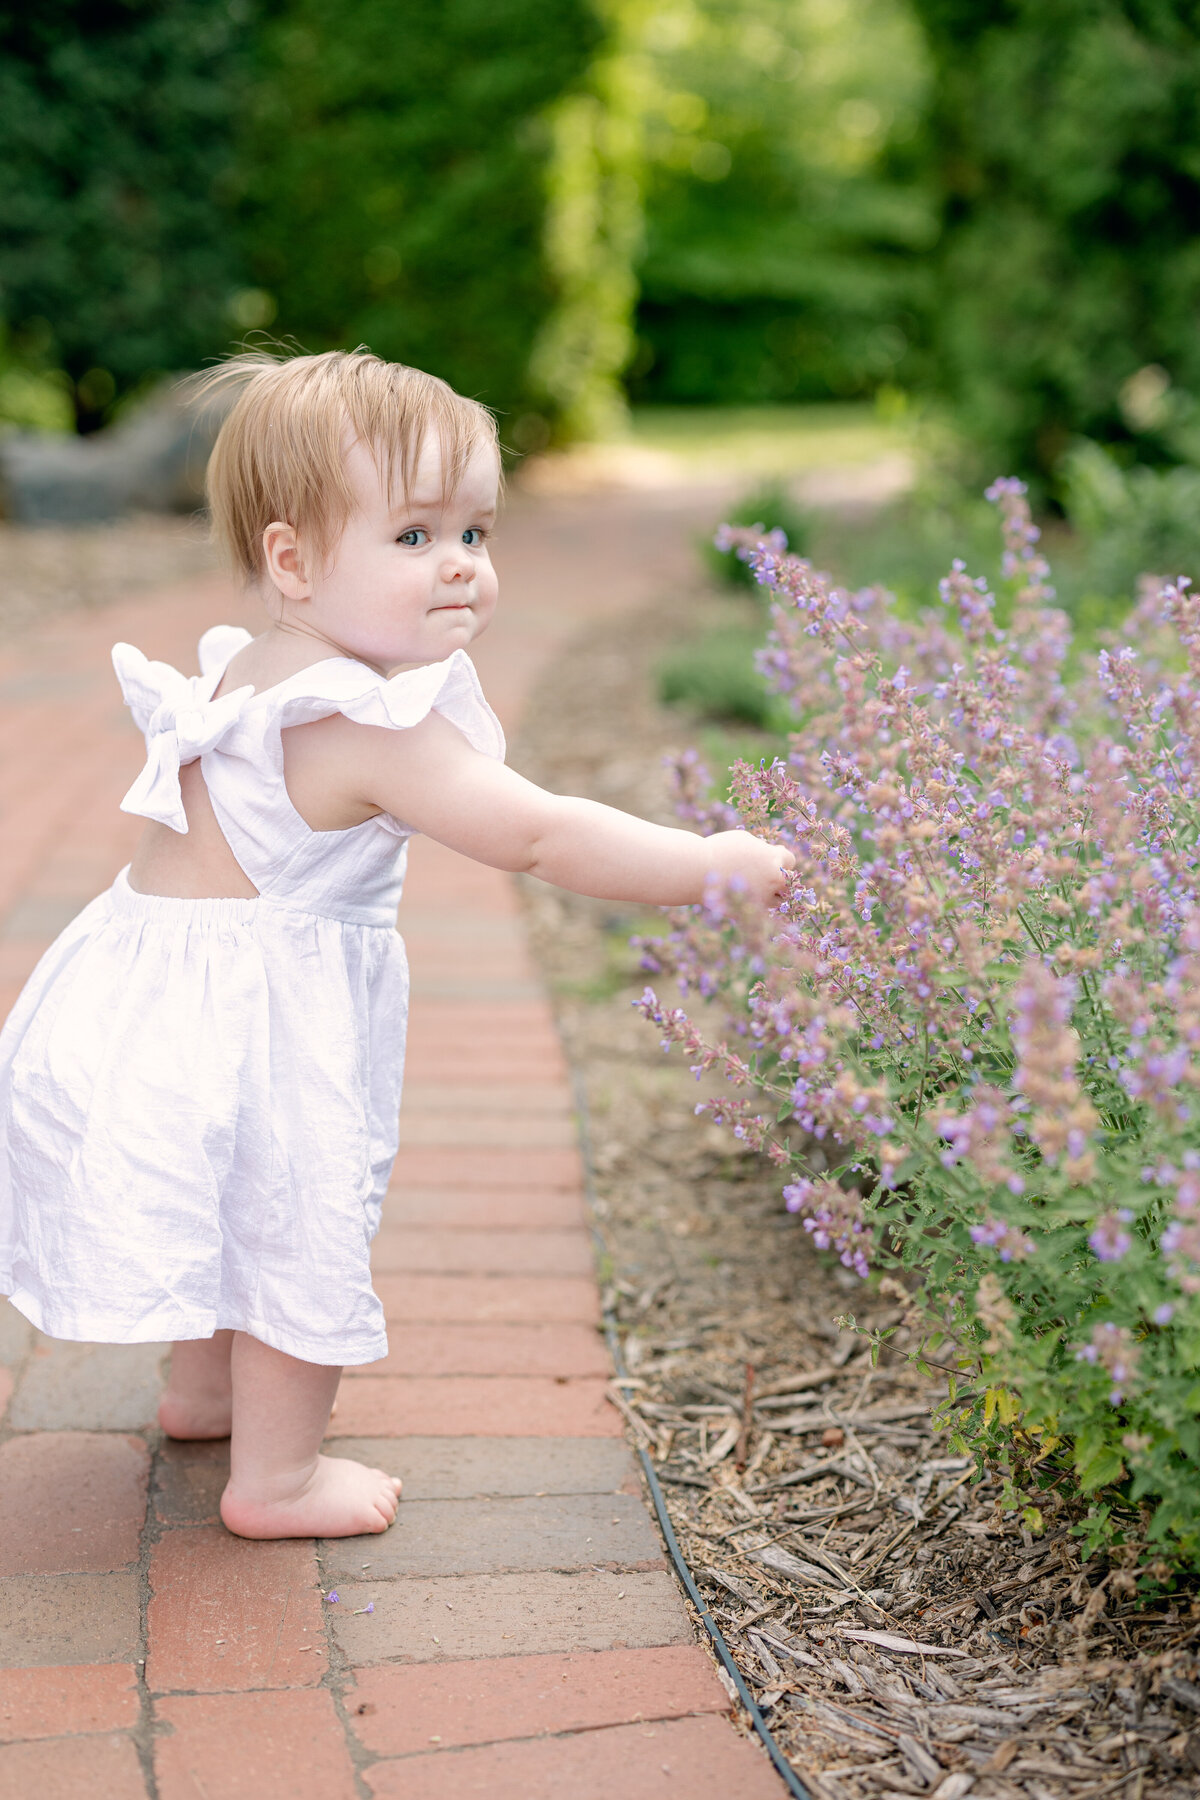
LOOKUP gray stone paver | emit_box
[0,1300,32,1364]
[320,1491,663,1580]
[325,1436,637,1500]
[327,1569,693,1664]
[9,1338,167,1430]
[153,1438,226,1527]
[0,1572,142,1667]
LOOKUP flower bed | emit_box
[638,483,1200,1575]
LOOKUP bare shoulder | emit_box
[280,708,467,831]
[280,712,388,831]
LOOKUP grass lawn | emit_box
[627,401,907,477]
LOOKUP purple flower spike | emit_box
[1088,1213,1132,1263]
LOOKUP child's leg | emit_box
[159,1331,342,1440]
[158,1331,235,1439]
[219,1332,402,1540]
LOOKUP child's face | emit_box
[273,430,501,671]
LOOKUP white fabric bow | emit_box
[112,643,254,834]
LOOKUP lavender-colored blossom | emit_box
[1074,1321,1140,1403]
[1088,1211,1133,1263]
[969,1217,1035,1262]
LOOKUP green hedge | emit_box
[0,0,251,429]
[240,0,602,435]
[911,0,1200,479]
[631,0,933,406]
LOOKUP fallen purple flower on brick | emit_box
[325,1590,339,1604]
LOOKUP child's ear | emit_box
[262,521,311,599]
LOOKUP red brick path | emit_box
[0,488,786,1796]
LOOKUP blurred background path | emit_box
[0,480,791,1798]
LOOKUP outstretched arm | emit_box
[356,711,793,908]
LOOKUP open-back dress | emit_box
[0,626,504,1365]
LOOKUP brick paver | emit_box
[146,1530,327,1693]
[155,1690,357,1800]
[0,1732,148,1799]
[347,1644,730,1755]
[0,1434,149,1575]
[354,1320,611,1376]
[0,489,787,1794]
[329,1373,622,1437]
[374,1271,601,1322]
[0,1663,139,1740]
[364,1714,790,1800]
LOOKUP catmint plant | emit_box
[638,482,1200,1571]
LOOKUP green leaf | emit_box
[1075,1436,1126,1494]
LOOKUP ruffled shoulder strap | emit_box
[112,636,255,834]
[198,624,253,679]
[275,649,505,764]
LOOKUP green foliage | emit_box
[0,326,74,431]
[632,0,934,404]
[0,0,253,430]
[658,625,781,727]
[660,480,814,732]
[1061,438,1200,606]
[910,0,1200,479]
[0,2,628,440]
[241,0,602,432]
[526,1,646,441]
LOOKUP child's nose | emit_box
[440,541,474,579]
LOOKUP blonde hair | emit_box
[191,347,499,583]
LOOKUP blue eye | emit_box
[462,528,485,546]
[397,528,428,547]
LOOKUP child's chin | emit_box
[441,616,483,644]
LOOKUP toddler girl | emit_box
[0,349,792,1540]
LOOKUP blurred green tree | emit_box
[241,0,603,440]
[911,0,1200,480]
[0,0,253,431]
[630,0,934,405]
[526,0,648,441]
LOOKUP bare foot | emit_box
[219,1455,402,1539]
[158,1387,233,1440]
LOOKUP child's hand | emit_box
[702,830,795,908]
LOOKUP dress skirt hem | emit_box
[2,1280,388,1367]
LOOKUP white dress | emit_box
[0,627,504,1365]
